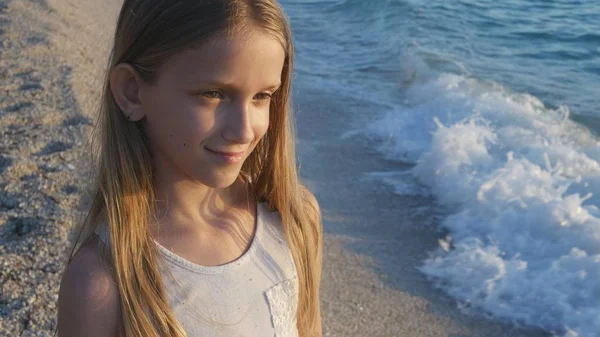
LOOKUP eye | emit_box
[201,91,225,99]
[254,92,273,101]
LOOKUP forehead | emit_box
[156,31,286,89]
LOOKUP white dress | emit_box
[95,202,299,337]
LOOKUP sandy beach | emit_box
[0,0,552,336]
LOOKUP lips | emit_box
[206,148,245,156]
[205,147,246,164]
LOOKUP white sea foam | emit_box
[364,68,600,336]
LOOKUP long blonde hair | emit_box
[63,1,322,336]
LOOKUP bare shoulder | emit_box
[58,237,122,337]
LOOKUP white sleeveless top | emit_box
[94,202,299,337]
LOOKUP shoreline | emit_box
[294,85,551,336]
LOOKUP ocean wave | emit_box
[361,60,600,336]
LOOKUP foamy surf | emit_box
[361,64,600,337]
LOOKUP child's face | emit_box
[138,30,285,188]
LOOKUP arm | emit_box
[57,242,122,337]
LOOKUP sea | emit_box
[280,1,600,336]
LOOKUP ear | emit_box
[109,63,147,121]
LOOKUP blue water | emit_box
[285,0,600,118]
[282,1,600,336]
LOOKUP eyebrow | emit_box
[202,80,281,91]
[265,83,282,91]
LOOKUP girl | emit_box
[56,1,323,337]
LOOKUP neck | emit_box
[151,169,250,235]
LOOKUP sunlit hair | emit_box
[62,1,322,336]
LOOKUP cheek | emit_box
[255,113,270,139]
[254,106,271,137]
[142,91,214,150]
[247,112,270,152]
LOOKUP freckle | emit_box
[170,134,173,137]
[183,143,186,147]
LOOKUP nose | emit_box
[221,101,255,144]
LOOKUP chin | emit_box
[200,170,241,189]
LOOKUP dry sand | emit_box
[0,0,551,336]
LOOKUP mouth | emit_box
[205,147,245,163]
